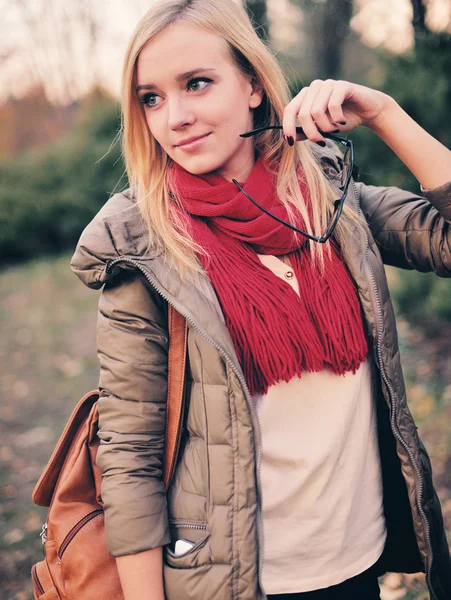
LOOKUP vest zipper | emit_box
[170,522,208,531]
[56,508,103,564]
[105,256,266,600]
[31,564,45,596]
[353,179,436,600]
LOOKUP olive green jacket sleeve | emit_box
[96,269,171,557]
[356,179,451,276]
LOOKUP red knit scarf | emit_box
[169,155,368,396]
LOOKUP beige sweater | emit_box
[253,254,387,594]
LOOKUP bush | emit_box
[0,92,126,265]
[391,270,451,333]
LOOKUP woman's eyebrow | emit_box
[136,68,217,93]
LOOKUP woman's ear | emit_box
[249,79,264,109]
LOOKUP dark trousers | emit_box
[267,562,381,600]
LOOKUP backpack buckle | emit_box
[39,522,47,545]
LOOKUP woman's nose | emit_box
[167,98,195,130]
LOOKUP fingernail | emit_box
[331,129,340,133]
[316,141,326,147]
[287,136,294,146]
[339,121,347,125]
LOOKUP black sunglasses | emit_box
[234,125,354,244]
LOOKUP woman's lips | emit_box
[176,133,211,151]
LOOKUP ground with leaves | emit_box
[0,256,449,600]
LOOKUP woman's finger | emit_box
[327,81,349,125]
[294,81,326,143]
[282,86,308,143]
[310,81,343,134]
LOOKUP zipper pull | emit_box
[105,259,114,274]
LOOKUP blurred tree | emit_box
[352,31,451,190]
[294,0,354,78]
[245,0,270,42]
[350,29,451,329]
[0,0,144,105]
[11,0,98,102]
[0,87,78,160]
[411,0,428,35]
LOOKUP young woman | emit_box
[71,0,451,598]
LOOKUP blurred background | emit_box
[0,1,450,598]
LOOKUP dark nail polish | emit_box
[331,129,340,133]
[339,121,347,125]
[287,136,294,146]
[316,141,326,147]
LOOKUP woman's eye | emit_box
[188,77,212,92]
[139,78,212,108]
[140,94,160,108]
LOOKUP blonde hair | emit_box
[121,0,366,281]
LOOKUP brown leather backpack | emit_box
[31,305,188,600]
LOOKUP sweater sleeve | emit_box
[95,268,171,556]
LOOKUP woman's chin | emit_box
[173,154,226,176]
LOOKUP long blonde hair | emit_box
[121,0,366,281]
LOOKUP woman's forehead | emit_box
[136,22,231,85]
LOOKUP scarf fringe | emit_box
[204,233,367,396]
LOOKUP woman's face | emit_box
[135,22,263,182]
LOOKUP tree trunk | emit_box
[297,0,354,79]
[319,0,353,79]
[411,0,428,35]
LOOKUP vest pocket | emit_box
[165,521,210,568]
[166,535,209,559]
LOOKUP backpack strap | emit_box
[164,304,189,489]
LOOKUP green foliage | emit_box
[0,93,126,265]
[351,32,451,192]
[391,270,451,332]
[353,33,451,328]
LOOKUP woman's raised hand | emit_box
[282,79,393,145]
